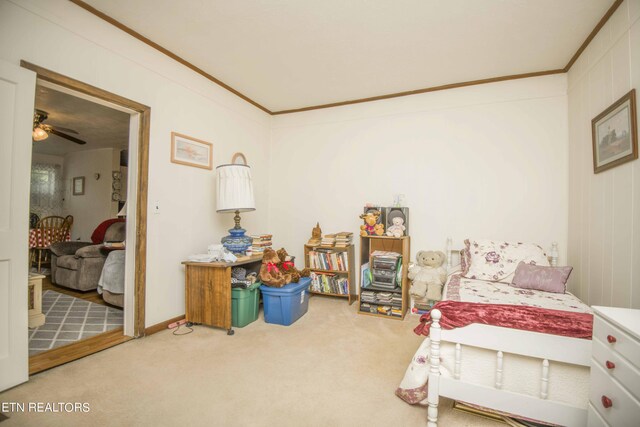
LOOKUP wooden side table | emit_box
[182,254,263,335]
[28,273,46,328]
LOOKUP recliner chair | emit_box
[50,221,126,291]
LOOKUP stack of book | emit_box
[334,232,353,247]
[413,300,432,312]
[377,305,391,315]
[360,290,376,304]
[307,249,349,271]
[375,292,393,305]
[320,234,336,247]
[310,273,349,295]
[250,234,272,254]
[391,293,402,306]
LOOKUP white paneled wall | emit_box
[567,0,640,308]
[271,75,569,266]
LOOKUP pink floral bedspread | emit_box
[445,274,590,313]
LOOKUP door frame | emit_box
[21,60,149,339]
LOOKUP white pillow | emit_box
[463,239,549,283]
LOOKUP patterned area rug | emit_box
[28,290,124,356]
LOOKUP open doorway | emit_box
[28,83,130,359]
[21,61,150,375]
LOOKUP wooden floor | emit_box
[29,328,131,375]
[42,275,110,306]
[31,275,128,374]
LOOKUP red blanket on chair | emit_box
[91,218,125,244]
[414,300,593,339]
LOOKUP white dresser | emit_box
[588,306,640,427]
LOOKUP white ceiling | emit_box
[33,85,130,156]
[81,0,613,112]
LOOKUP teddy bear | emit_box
[259,248,291,287]
[276,248,310,283]
[408,250,447,305]
[359,210,385,236]
[385,216,406,238]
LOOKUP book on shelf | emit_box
[307,249,349,271]
[334,231,353,247]
[310,272,349,295]
[320,233,336,247]
[250,234,272,253]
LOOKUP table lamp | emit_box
[216,163,255,254]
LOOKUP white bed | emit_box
[397,243,593,426]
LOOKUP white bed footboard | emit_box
[427,308,591,427]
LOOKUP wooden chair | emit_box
[31,215,73,272]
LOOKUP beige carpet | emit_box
[1,296,501,426]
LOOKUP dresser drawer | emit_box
[593,316,640,367]
[588,403,610,427]
[592,338,640,401]
[589,362,640,427]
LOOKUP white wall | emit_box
[1,0,576,326]
[567,0,640,308]
[0,0,272,326]
[63,148,114,241]
[270,75,569,268]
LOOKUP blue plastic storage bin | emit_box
[260,277,311,326]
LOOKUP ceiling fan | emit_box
[32,109,87,145]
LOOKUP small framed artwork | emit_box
[170,132,213,170]
[384,207,409,237]
[591,89,637,174]
[72,176,85,196]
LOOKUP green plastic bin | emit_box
[231,281,261,328]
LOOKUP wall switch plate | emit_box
[153,201,160,214]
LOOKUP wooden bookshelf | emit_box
[358,235,410,320]
[304,244,357,305]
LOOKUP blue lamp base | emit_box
[221,227,252,254]
[220,210,253,254]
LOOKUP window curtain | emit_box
[30,163,64,218]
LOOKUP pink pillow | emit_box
[512,262,573,293]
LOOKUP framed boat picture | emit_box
[170,132,213,170]
[591,89,637,174]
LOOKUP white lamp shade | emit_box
[216,164,255,212]
[32,127,48,141]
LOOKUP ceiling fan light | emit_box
[32,127,48,141]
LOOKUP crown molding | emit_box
[69,0,273,114]
[271,69,565,115]
[563,0,623,72]
[69,0,620,115]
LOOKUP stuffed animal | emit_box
[408,250,447,304]
[386,216,406,237]
[359,210,385,236]
[259,248,291,287]
[276,248,310,283]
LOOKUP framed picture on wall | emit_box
[591,89,637,174]
[170,132,213,170]
[72,176,85,196]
